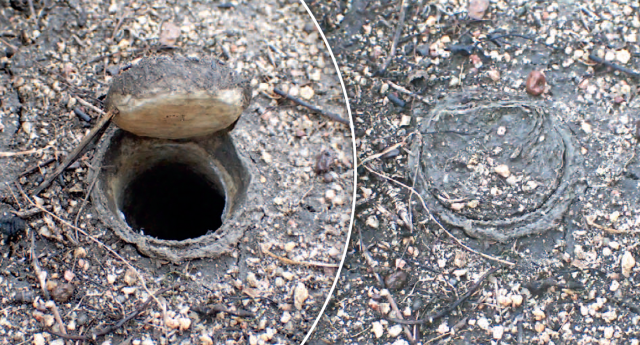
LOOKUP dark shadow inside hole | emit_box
[121,163,225,241]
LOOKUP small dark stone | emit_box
[387,93,406,108]
[9,0,39,12]
[106,65,121,76]
[634,120,640,140]
[404,43,414,55]
[73,108,92,122]
[449,44,475,57]
[11,289,35,304]
[385,270,408,291]
[0,216,26,241]
[416,44,430,56]
[524,278,556,296]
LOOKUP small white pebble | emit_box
[494,164,510,178]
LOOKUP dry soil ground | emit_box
[306,0,640,344]
[0,0,353,344]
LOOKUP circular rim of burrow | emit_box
[408,93,586,242]
[90,125,260,262]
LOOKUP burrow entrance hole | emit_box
[120,162,225,241]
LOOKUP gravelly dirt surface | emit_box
[0,0,353,344]
[305,0,640,344]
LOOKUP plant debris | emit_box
[0,0,353,343]
[306,0,640,344]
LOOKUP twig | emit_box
[387,81,431,105]
[0,37,19,51]
[386,266,501,325]
[15,186,161,311]
[589,53,640,77]
[585,215,629,234]
[19,157,57,177]
[46,300,67,336]
[17,182,78,244]
[375,0,408,76]
[262,248,339,268]
[75,96,105,117]
[273,87,349,125]
[94,283,178,337]
[193,304,255,318]
[0,145,53,158]
[358,131,416,167]
[30,232,50,300]
[27,0,37,24]
[74,166,100,228]
[33,110,115,195]
[358,142,405,167]
[11,207,43,218]
[111,10,131,40]
[362,165,516,266]
[46,284,179,340]
[359,228,415,343]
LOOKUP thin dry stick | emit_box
[19,157,57,177]
[0,145,53,158]
[387,81,431,105]
[33,110,115,195]
[46,300,67,336]
[273,87,349,125]
[18,181,78,245]
[362,164,516,267]
[30,232,50,300]
[262,248,339,268]
[386,266,501,325]
[16,187,162,310]
[358,142,405,167]
[589,53,640,77]
[425,333,451,344]
[46,284,179,341]
[585,216,629,235]
[0,37,19,51]
[376,0,408,75]
[11,207,42,218]
[359,229,415,343]
[75,96,104,117]
[74,167,100,228]
[358,131,417,167]
[27,0,37,23]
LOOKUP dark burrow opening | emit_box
[120,163,225,241]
